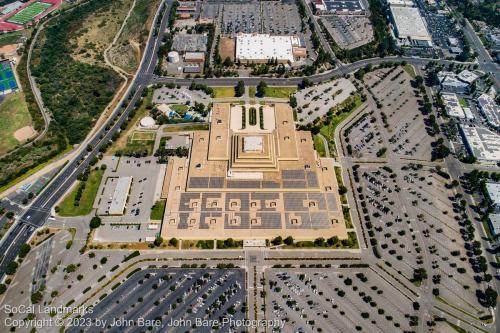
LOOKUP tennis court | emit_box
[0,61,18,94]
[7,1,52,25]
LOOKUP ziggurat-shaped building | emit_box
[160,103,347,240]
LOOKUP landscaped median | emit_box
[56,168,104,216]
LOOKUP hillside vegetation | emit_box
[108,0,161,73]
[31,0,123,145]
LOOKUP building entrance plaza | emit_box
[160,103,347,240]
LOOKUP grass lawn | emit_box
[403,64,416,79]
[121,138,155,156]
[110,89,152,154]
[58,169,104,216]
[313,135,326,157]
[459,97,469,107]
[150,200,166,220]
[0,29,32,48]
[0,92,33,155]
[263,86,297,98]
[213,86,235,98]
[8,2,52,25]
[249,86,256,98]
[131,131,155,141]
[319,95,362,141]
[163,123,209,132]
[169,104,189,113]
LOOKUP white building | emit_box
[108,177,133,215]
[438,72,470,94]
[460,125,500,163]
[441,92,465,118]
[235,33,306,64]
[387,0,414,7]
[486,183,500,212]
[457,70,479,85]
[390,6,432,46]
[477,93,500,129]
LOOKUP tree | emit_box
[338,185,348,195]
[90,216,101,229]
[284,236,294,246]
[271,236,283,246]
[0,284,6,294]
[235,81,245,97]
[31,291,43,304]
[169,238,179,247]
[154,236,163,247]
[257,81,267,97]
[482,287,498,308]
[19,244,31,258]
[289,95,297,108]
[413,268,428,283]
[5,261,18,275]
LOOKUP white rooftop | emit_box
[390,6,431,41]
[486,183,500,206]
[457,70,479,84]
[109,177,133,215]
[236,33,298,63]
[441,93,465,119]
[489,213,500,236]
[243,136,264,152]
[460,125,500,162]
[478,93,500,128]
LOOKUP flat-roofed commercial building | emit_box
[441,92,465,119]
[160,103,348,241]
[460,125,500,163]
[390,6,432,46]
[314,0,365,15]
[108,177,133,215]
[477,93,500,129]
[486,183,500,213]
[235,33,306,64]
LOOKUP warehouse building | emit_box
[477,93,500,129]
[235,33,306,64]
[460,125,500,163]
[486,183,500,213]
[172,34,208,52]
[390,6,432,46]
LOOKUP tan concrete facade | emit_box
[160,103,347,240]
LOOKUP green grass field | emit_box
[58,169,104,216]
[150,200,166,220]
[0,92,33,155]
[264,86,297,98]
[7,2,52,25]
[0,29,32,47]
[169,104,189,113]
[313,135,326,157]
[130,131,155,141]
[162,124,209,132]
[213,86,235,98]
[403,64,416,79]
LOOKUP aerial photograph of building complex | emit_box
[0,0,498,332]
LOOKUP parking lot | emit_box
[321,16,374,50]
[266,267,415,332]
[359,66,433,160]
[68,268,246,333]
[294,78,357,124]
[152,86,210,105]
[210,1,302,36]
[93,156,165,242]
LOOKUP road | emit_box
[0,0,499,289]
[0,0,172,279]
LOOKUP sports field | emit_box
[0,61,17,94]
[7,2,52,25]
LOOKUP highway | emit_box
[0,0,499,281]
[0,0,172,279]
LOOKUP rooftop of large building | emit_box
[235,33,304,63]
[477,93,500,128]
[460,125,500,162]
[390,6,431,41]
[160,103,347,240]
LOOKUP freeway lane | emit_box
[0,0,172,279]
